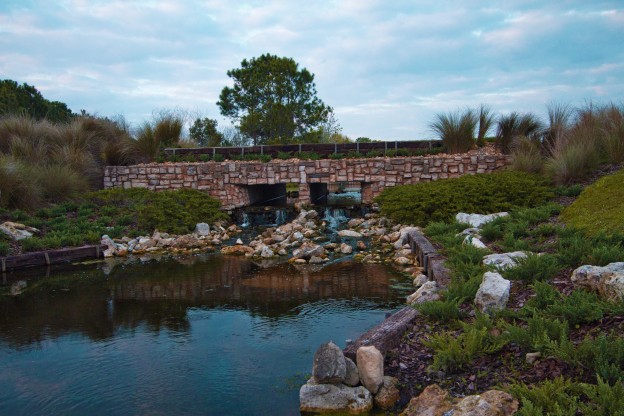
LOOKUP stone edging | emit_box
[343,229,449,359]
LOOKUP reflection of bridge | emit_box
[0,256,400,346]
[104,153,510,209]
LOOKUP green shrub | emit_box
[555,184,583,197]
[416,299,463,322]
[501,253,560,282]
[562,168,624,236]
[504,315,569,352]
[0,240,8,256]
[508,377,584,416]
[276,151,292,160]
[424,326,505,372]
[376,171,553,226]
[546,290,606,326]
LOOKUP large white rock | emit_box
[475,272,511,314]
[456,212,509,228]
[299,383,373,414]
[483,251,527,269]
[0,221,38,241]
[194,222,210,236]
[338,230,363,238]
[463,235,487,249]
[356,346,384,395]
[407,281,440,305]
[571,262,624,301]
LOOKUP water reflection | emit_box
[0,254,399,347]
[0,254,405,416]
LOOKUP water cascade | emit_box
[322,207,349,231]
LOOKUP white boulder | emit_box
[475,272,511,314]
[456,212,509,228]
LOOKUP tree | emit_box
[0,79,74,122]
[189,117,224,147]
[217,54,332,145]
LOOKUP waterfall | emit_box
[275,209,287,226]
[323,207,349,230]
[241,212,251,228]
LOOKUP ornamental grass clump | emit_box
[429,108,477,153]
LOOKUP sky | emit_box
[1,0,623,140]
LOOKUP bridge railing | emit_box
[164,140,443,159]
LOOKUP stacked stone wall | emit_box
[104,154,511,209]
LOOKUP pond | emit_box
[0,254,408,415]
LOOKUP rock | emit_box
[357,241,367,251]
[10,280,27,296]
[571,262,624,301]
[278,248,287,256]
[401,384,518,416]
[220,245,254,255]
[407,281,440,305]
[172,235,203,249]
[312,342,346,384]
[464,235,487,249]
[101,235,118,257]
[393,226,419,249]
[344,357,360,387]
[0,221,38,240]
[157,238,175,247]
[374,376,400,410]
[413,274,429,287]
[340,243,353,254]
[456,212,509,228]
[526,352,541,364]
[475,272,511,314]
[386,231,401,243]
[292,231,304,241]
[260,246,274,258]
[339,230,363,238]
[356,346,384,394]
[483,251,527,270]
[271,234,285,243]
[452,390,519,415]
[400,384,452,416]
[348,218,364,228]
[292,242,325,260]
[235,238,243,245]
[458,227,482,237]
[309,256,324,264]
[300,383,372,414]
[135,237,157,251]
[294,258,307,264]
[394,256,411,266]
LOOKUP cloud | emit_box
[0,0,622,140]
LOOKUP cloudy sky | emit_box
[1,0,623,140]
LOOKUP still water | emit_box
[0,254,406,415]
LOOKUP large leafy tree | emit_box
[217,54,332,145]
[0,79,74,123]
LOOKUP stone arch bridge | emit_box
[104,153,510,210]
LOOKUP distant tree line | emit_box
[0,79,75,123]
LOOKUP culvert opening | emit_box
[245,184,287,206]
[310,182,362,206]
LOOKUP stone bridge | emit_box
[104,152,510,209]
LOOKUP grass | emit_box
[561,168,624,236]
[429,108,477,153]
